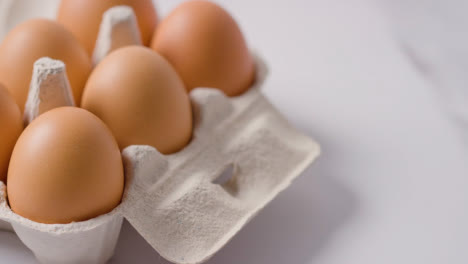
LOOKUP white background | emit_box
[1,0,468,263]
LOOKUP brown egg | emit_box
[82,46,192,154]
[7,107,124,224]
[57,0,158,55]
[0,84,22,182]
[0,19,92,112]
[151,0,255,96]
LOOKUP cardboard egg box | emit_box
[0,5,320,264]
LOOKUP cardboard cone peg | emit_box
[93,6,142,65]
[23,57,75,126]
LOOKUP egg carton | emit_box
[0,6,320,264]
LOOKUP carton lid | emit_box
[120,56,320,264]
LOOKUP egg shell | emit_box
[0,19,92,111]
[0,84,22,182]
[7,107,124,224]
[57,0,158,55]
[82,46,192,154]
[151,0,255,96]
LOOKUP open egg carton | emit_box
[0,3,320,264]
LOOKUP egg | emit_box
[151,0,255,96]
[57,0,158,55]
[0,19,92,112]
[0,84,22,182]
[82,46,192,154]
[7,107,124,224]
